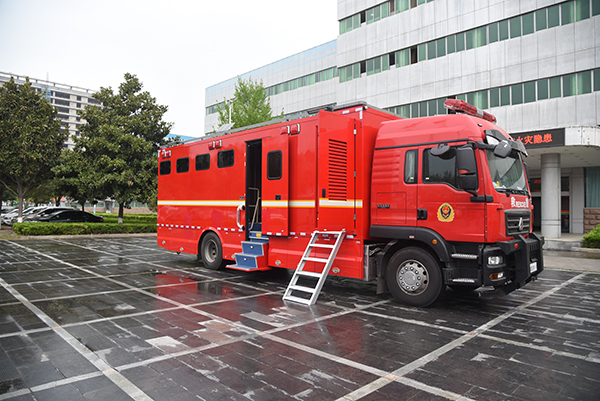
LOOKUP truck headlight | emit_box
[488,256,504,266]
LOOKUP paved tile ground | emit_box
[0,237,598,400]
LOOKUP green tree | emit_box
[0,78,67,222]
[52,148,95,210]
[216,77,281,130]
[76,73,172,222]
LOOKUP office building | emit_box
[0,71,98,149]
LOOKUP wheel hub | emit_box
[205,241,217,263]
[397,260,429,295]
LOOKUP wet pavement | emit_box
[0,237,598,401]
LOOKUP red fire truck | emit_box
[157,100,543,307]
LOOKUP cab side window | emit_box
[404,149,417,183]
[423,148,458,188]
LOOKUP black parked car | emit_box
[22,207,74,222]
[35,210,104,223]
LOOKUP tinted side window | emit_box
[176,157,189,173]
[404,149,417,183]
[423,148,458,188]
[267,150,282,180]
[217,149,234,168]
[159,160,171,175]
[195,154,210,171]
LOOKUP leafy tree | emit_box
[52,148,95,210]
[76,73,172,222]
[216,77,281,130]
[0,78,67,222]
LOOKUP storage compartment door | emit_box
[317,113,356,232]
[261,133,290,236]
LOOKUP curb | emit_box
[0,233,157,240]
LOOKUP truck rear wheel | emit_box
[200,232,226,270]
[386,247,444,307]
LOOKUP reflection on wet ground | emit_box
[0,236,598,400]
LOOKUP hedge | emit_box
[12,213,157,236]
[583,224,600,249]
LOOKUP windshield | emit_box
[486,150,528,195]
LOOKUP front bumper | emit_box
[482,232,544,293]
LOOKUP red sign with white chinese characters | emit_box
[510,128,565,148]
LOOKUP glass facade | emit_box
[385,68,600,118]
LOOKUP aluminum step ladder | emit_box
[282,230,345,306]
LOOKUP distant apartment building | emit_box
[0,71,98,149]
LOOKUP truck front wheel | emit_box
[200,232,226,270]
[386,247,444,307]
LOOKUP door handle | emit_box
[236,205,245,230]
[417,209,428,220]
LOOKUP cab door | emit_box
[417,145,485,243]
[261,132,289,236]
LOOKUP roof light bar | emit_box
[444,99,497,123]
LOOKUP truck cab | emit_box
[370,100,543,306]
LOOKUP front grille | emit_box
[505,209,531,236]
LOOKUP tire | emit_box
[386,247,444,307]
[200,232,226,270]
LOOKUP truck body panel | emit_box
[158,101,544,306]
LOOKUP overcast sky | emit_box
[0,0,338,137]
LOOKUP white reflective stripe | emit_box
[319,199,363,208]
[262,200,289,207]
[158,200,243,207]
[289,200,315,208]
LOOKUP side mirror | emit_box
[494,140,512,158]
[456,146,478,192]
[430,143,452,158]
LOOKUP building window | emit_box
[577,71,592,94]
[563,73,576,97]
[562,1,575,25]
[537,79,549,100]
[366,2,389,24]
[340,14,360,34]
[455,32,465,52]
[367,55,389,75]
[340,63,360,83]
[524,81,536,103]
[548,5,560,28]
[536,9,547,31]
[396,49,410,67]
[522,12,535,35]
[54,91,70,99]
